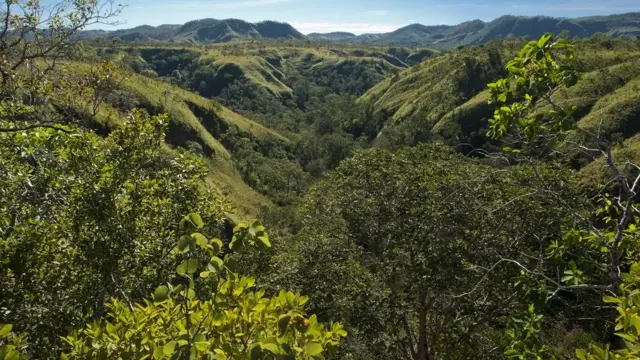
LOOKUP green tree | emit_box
[278,144,574,359]
[0,109,228,357]
[487,33,640,358]
[62,214,347,359]
[0,0,122,132]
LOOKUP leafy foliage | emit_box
[271,143,575,359]
[487,33,579,142]
[63,214,346,359]
[488,33,640,359]
[0,109,228,357]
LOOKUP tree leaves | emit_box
[0,324,13,337]
[176,259,198,276]
[304,342,323,356]
[153,286,170,302]
[63,213,346,359]
[163,341,177,355]
[487,33,579,142]
[180,213,203,230]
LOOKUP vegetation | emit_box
[4,1,640,358]
[81,13,640,49]
[63,214,346,359]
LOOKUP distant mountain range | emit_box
[83,12,640,49]
[82,18,305,43]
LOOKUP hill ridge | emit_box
[82,12,640,48]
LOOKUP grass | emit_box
[578,134,640,193]
[359,51,503,122]
[57,60,285,219]
[121,42,429,101]
[360,40,640,137]
[205,156,275,221]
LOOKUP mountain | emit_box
[83,12,640,47]
[83,18,304,44]
[307,32,357,41]
[81,24,182,41]
[314,12,640,48]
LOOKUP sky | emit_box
[83,0,640,34]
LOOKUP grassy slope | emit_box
[126,43,437,100]
[359,42,512,129]
[59,61,284,219]
[360,41,640,138]
[359,40,640,188]
[88,41,439,216]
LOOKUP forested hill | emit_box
[84,12,640,48]
[327,12,640,48]
[82,18,305,43]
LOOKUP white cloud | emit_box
[292,22,402,35]
[365,10,392,16]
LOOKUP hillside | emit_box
[87,12,640,48]
[57,60,287,218]
[83,18,304,43]
[307,32,357,41]
[361,39,640,130]
[100,43,440,134]
[79,41,443,210]
[324,12,640,48]
[357,38,640,188]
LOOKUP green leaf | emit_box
[153,285,170,302]
[229,238,242,251]
[249,344,262,360]
[192,233,208,248]
[153,346,164,360]
[278,315,291,334]
[0,323,13,336]
[181,213,204,230]
[210,238,223,253]
[537,33,552,48]
[188,213,204,228]
[261,343,280,354]
[163,341,177,355]
[304,342,323,356]
[257,235,271,248]
[178,235,194,253]
[5,351,21,360]
[210,256,224,270]
[616,332,637,342]
[187,288,196,300]
[193,333,208,351]
[603,296,621,304]
[177,259,198,275]
[504,349,520,356]
[260,337,281,354]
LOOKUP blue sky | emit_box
[91,0,640,34]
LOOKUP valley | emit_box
[3,2,640,359]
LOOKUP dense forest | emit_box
[3,0,640,359]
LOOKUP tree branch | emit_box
[0,124,73,133]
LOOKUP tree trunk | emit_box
[416,288,435,360]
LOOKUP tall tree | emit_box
[0,0,122,133]
[486,33,640,358]
[281,144,574,359]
